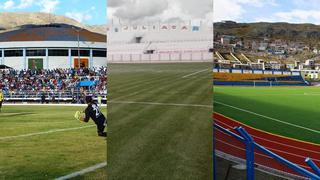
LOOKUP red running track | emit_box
[214,112,320,177]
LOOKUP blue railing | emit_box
[213,124,320,180]
[213,68,301,76]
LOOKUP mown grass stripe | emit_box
[110,101,212,108]
[215,101,320,134]
[0,125,95,140]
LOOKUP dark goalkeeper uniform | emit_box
[84,103,107,136]
[0,92,3,112]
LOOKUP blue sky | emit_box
[0,0,106,25]
[214,0,320,24]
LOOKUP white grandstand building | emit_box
[107,22,213,63]
[0,24,106,70]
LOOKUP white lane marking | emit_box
[182,69,208,78]
[55,162,107,180]
[215,101,320,134]
[0,125,95,140]
[109,100,212,108]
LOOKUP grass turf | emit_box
[107,63,213,179]
[0,105,106,179]
[214,86,320,144]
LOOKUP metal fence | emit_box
[214,113,320,180]
[3,90,107,104]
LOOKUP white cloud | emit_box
[236,0,278,7]
[3,0,15,10]
[254,9,320,24]
[275,10,320,24]
[108,0,213,24]
[17,0,35,9]
[65,6,96,23]
[65,12,92,23]
[0,0,60,13]
[214,0,244,22]
[108,0,279,24]
[113,0,169,22]
[292,0,320,9]
[38,0,60,13]
[214,0,278,22]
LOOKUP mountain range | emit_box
[214,21,320,45]
[0,12,106,35]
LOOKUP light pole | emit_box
[73,27,83,69]
[77,30,80,69]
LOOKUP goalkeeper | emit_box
[0,89,3,113]
[78,95,107,137]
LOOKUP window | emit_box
[26,49,46,56]
[93,50,107,57]
[143,50,155,54]
[0,50,2,57]
[4,50,23,57]
[48,49,69,56]
[71,49,90,56]
[135,37,142,43]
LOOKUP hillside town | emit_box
[214,30,320,80]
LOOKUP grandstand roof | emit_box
[0,24,106,42]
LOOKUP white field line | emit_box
[215,101,320,134]
[4,104,106,107]
[182,68,208,78]
[215,94,309,97]
[0,125,95,140]
[55,162,107,180]
[109,100,212,108]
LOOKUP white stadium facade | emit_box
[107,22,213,63]
[0,24,106,70]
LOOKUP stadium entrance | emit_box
[74,58,89,69]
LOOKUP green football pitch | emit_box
[0,62,212,179]
[214,86,320,144]
[0,105,107,179]
[107,63,213,179]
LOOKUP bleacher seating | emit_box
[213,73,285,81]
[0,67,107,103]
[213,72,309,86]
[107,26,213,62]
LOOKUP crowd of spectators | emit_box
[0,67,107,99]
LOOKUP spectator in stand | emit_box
[41,92,46,104]
[0,67,107,101]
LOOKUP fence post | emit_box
[236,127,255,180]
[213,121,217,180]
[305,158,320,176]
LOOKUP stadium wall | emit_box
[92,57,107,67]
[108,51,212,63]
[48,56,70,69]
[0,41,106,70]
[107,26,213,63]
[3,57,24,69]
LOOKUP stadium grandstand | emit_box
[213,69,309,86]
[0,24,107,103]
[0,24,106,70]
[214,51,280,70]
[0,67,107,103]
[107,21,213,63]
